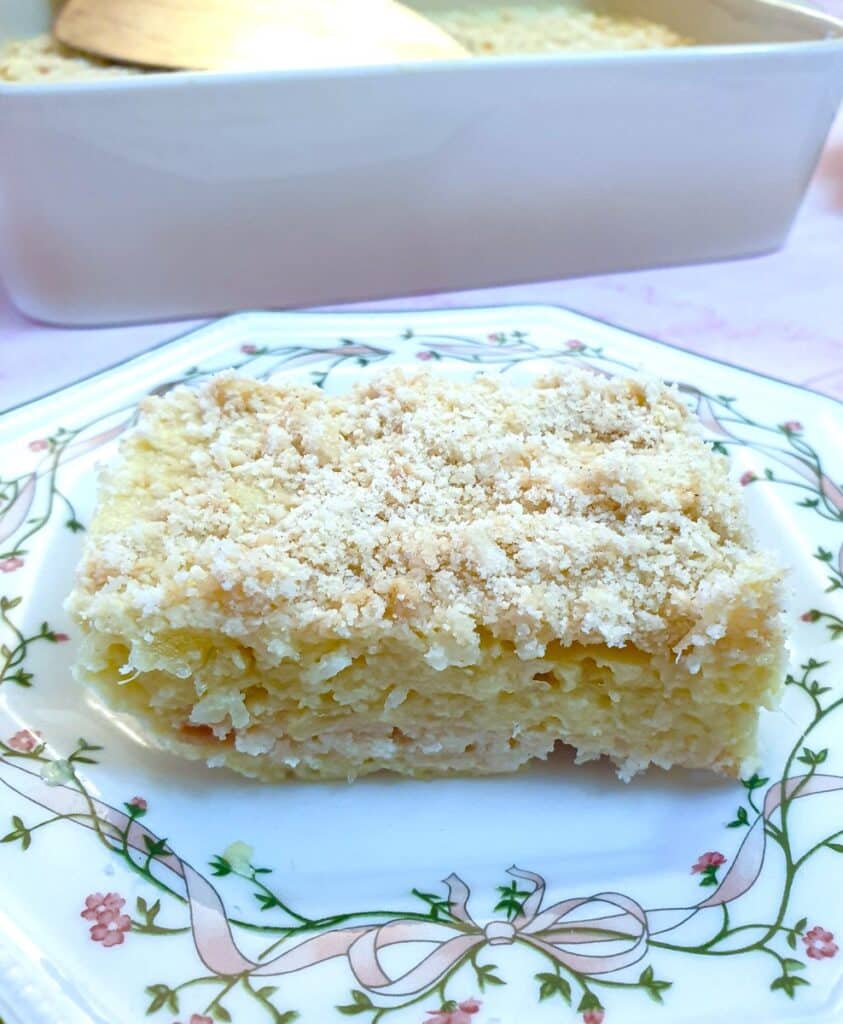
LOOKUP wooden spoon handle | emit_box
[54,0,468,70]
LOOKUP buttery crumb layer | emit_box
[67,368,785,779]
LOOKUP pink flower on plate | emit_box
[89,908,132,947]
[781,420,803,433]
[739,471,756,486]
[7,729,42,752]
[28,439,49,452]
[803,926,838,960]
[566,339,586,350]
[416,350,434,361]
[184,1016,214,1024]
[128,796,147,812]
[0,556,24,573]
[52,632,70,643]
[691,851,727,873]
[801,610,820,623]
[240,343,259,354]
[81,892,125,922]
[583,1010,605,1024]
[425,998,481,1024]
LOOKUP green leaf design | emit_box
[786,932,797,950]
[827,843,843,853]
[535,971,571,1003]
[770,975,810,998]
[411,888,451,920]
[212,1004,232,1022]
[796,746,828,766]
[808,681,831,696]
[255,892,281,911]
[209,855,232,876]
[782,958,805,972]
[742,773,769,791]
[145,984,176,1014]
[337,989,375,1015]
[494,880,531,919]
[577,992,603,1013]
[727,806,750,828]
[795,917,808,933]
[143,835,169,857]
[1,816,31,850]
[474,962,505,989]
[638,963,672,1004]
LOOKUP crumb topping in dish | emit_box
[1,7,688,83]
[0,34,145,82]
[430,4,690,55]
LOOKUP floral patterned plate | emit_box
[0,307,841,1024]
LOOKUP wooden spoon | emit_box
[54,0,468,71]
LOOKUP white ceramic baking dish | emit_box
[1,0,842,326]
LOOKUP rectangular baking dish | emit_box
[1,0,842,326]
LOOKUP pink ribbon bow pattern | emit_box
[0,755,842,997]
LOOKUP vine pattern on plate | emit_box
[0,325,840,1024]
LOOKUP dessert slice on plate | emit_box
[67,367,785,780]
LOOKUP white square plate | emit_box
[0,306,841,1024]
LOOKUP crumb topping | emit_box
[69,368,780,661]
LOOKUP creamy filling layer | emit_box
[73,629,781,781]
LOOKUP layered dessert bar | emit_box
[67,367,785,780]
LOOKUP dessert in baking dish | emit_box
[1,4,689,82]
[67,367,785,781]
[429,4,689,55]
[0,33,145,82]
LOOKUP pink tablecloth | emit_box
[1,31,841,410]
